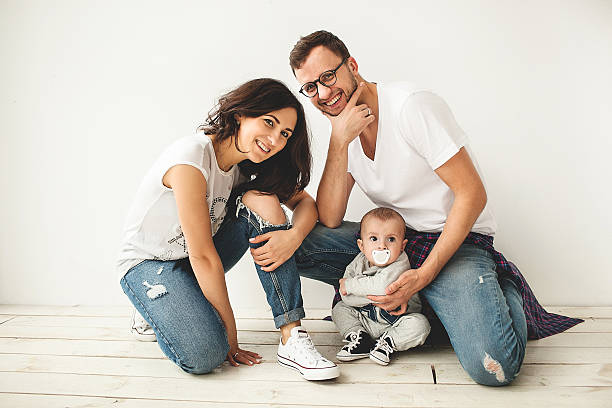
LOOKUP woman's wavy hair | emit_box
[199,78,311,203]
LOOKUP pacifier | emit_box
[372,249,391,265]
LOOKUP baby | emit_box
[332,207,431,365]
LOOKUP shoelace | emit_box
[294,334,326,364]
[342,331,363,352]
[373,336,393,356]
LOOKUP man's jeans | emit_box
[120,201,305,374]
[295,221,528,386]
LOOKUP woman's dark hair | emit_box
[199,78,311,203]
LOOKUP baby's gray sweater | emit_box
[342,252,422,313]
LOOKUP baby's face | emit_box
[358,218,408,267]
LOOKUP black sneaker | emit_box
[369,332,395,366]
[336,329,375,361]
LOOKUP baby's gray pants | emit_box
[332,301,431,351]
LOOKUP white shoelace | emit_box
[294,334,326,364]
[373,336,393,356]
[343,331,363,352]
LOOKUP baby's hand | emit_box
[339,278,348,296]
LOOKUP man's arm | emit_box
[368,148,487,314]
[317,162,355,227]
[317,83,374,227]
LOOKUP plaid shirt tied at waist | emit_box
[404,229,583,339]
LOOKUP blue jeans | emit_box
[120,200,305,374]
[295,221,528,386]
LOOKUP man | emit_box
[290,30,581,386]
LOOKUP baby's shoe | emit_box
[277,326,339,380]
[369,331,395,366]
[336,329,375,361]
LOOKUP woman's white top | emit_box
[117,132,241,278]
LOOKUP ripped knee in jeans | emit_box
[235,192,290,229]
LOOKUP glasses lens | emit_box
[320,71,336,86]
[301,83,317,97]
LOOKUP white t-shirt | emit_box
[117,132,242,277]
[347,82,496,235]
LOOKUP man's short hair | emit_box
[289,30,350,73]
[360,207,406,237]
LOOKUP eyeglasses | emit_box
[299,57,348,98]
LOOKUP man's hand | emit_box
[324,82,375,147]
[339,278,348,296]
[249,229,302,272]
[367,268,424,316]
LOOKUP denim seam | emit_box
[298,248,358,257]
[490,272,513,366]
[270,271,289,314]
[121,276,186,369]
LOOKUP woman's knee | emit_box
[241,191,286,224]
[171,333,230,375]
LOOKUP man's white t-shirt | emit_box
[117,132,241,278]
[347,82,496,235]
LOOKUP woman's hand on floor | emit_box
[227,347,262,367]
[249,229,301,272]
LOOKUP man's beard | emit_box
[319,74,359,117]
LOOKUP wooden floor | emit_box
[0,305,611,407]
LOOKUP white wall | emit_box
[1,0,610,308]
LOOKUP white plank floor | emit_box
[0,305,610,407]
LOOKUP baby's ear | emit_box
[357,239,363,252]
[401,239,408,251]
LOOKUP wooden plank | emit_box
[0,316,15,325]
[0,394,368,408]
[2,337,612,365]
[0,354,434,384]
[4,353,611,388]
[0,305,330,320]
[3,316,338,332]
[0,338,165,359]
[565,318,612,333]
[2,325,610,348]
[545,306,612,319]
[0,305,131,317]
[6,314,611,334]
[433,362,612,387]
[1,305,610,319]
[1,372,611,407]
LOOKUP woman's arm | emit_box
[249,190,318,272]
[367,148,487,314]
[164,164,259,365]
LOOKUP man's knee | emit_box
[459,350,522,386]
[241,191,286,224]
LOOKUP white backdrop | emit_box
[1,0,610,309]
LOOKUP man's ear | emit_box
[347,56,359,76]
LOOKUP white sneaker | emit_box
[277,326,340,381]
[369,332,395,366]
[130,309,157,342]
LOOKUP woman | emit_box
[117,78,339,381]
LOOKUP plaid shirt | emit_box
[334,229,583,340]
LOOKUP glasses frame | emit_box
[299,57,348,98]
